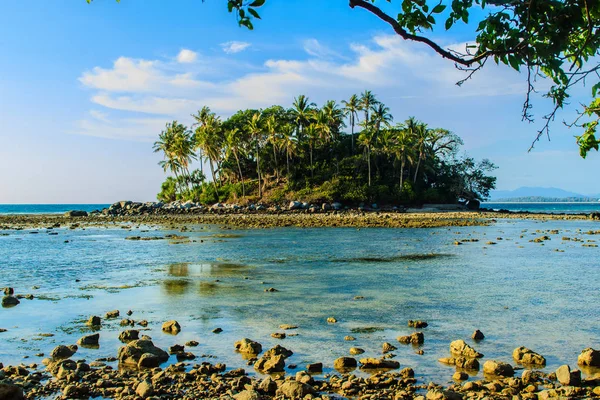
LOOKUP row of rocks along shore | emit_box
[1,200,599,231]
[1,292,600,400]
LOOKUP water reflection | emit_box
[162,279,191,296]
[166,262,249,277]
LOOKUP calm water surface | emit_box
[1,219,599,384]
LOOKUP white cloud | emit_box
[221,41,251,54]
[176,49,198,63]
[303,39,345,60]
[77,35,528,141]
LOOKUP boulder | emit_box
[3,288,14,295]
[1,296,19,307]
[397,332,424,345]
[254,354,285,373]
[86,316,101,326]
[359,358,400,369]
[334,357,357,372]
[119,330,140,343]
[117,339,169,366]
[450,339,483,358]
[382,342,397,353]
[138,353,161,369]
[426,389,463,400]
[577,348,600,367]
[438,357,480,370]
[264,344,292,359]
[162,320,181,334]
[77,333,100,347]
[136,380,154,398]
[0,384,24,400]
[483,360,515,377]
[472,330,485,340]
[288,201,303,210]
[233,390,261,400]
[556,365,581,386]
[234,338,262,355]
[105,310,120,319]
[332,202,343,210]
[349,347,365,355]
[277,381,317,398]
[50,345,78,359]
[258,376,278,395]
[306,362,322,373]
[466,199,480,210]
[408,320,428,328]
[513,346,546,366]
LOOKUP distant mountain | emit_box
[489,187,587,201]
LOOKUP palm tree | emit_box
[342,94,360,154]
[371,103,393,140]
[322,100,345,140]
[410,119,431,184]
[266,115,281,182]
[194,113,222,196]
[359,90,379,126]
[224,127,246,197]
[291,95,315,140]
[248,112,264,197]
[280,124,297,177]
[358,119,376,187]
[304,123,319,179]
[313,109,333,144]
[153,121,195,193]
[191,106,212,174]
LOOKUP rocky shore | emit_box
[1,200,598,231]
[1,309,599,400]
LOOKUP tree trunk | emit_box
[413,152,422,184]
[351,117,355,155]
[256,143,262,198]
[234,151,245,197]
[273,144,279,183]
[209,159,219,199]
[400,156,405,188]
[310,143,314,180]
[367,146,371,187]
[286,150,290,177]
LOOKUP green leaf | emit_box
[445,18,453,30]
[592,82,600,97]
[432,4,446,13]
[248,8,261,19]
[249,0,265,7]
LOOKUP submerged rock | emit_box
[483,360,515,377]
[86,316,101,326]
[334,357,357,372]
[161,320,181,334]
[472,329,485,340]
[50,345,78,360]
[234,338,262,355]
[77,333,100,347]
[438,357,480,370]
[117,339,169,366]
[118,330,139,343]
[408,320,428,328]
[1,296,19,307]
[359,358,400,370]
[397,332,424,345]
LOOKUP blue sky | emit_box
[0,0,598,203]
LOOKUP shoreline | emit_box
[0,210,598,231]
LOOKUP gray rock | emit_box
[289,201,303,210]
[471,329,484,340]
[50,345,78,359]
[138,353,161,369]
[64,210,88,217]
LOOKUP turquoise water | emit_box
[1,220,599,385]
[0,204,109,214]
[483,202,600,214]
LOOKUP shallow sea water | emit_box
[1,219,599,386]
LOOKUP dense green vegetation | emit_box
[153,92,496,205]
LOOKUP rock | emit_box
[359,358,400,369]
[50,345,78,359]
[138,353,160,369]
[513,346,546,366]
[136,380,154,398]
[450,339,483,358]
[577,348,600,367]
[483,360,515,377]
[279,324,298,330]
[234,390,261,400]
[471,329,484,340]
[400,367,415,378]
[397,332,424,345]
[1,296,19,307]
[162,320,181,334]
[119,330,139,343]
[408,320,428,328]
[438,357,480,370]
[86,316,101,326]
[306,362,322,373]
[296,370,314,384]
[234,338,262,355]
[271,332,286,339]
[453,371,468,381]
[426,389,463,400]
[0,384,24,400]
[258,376,278,395]
[254,354,285,373]
[65,210,88,217]
[332,202,343,210]
[212,327,223,333]
[349,347,365,355]
[382,342,397,353]
[327,316,337,323]
[3,288,14,295]
[77,333,100,347]
[556,364,581,386]
[185,340,199,347]
[334,357,357,372]
[466,199,480,210]
[289,201,303,210]
[138,320,148,327]
[344,336,356,341]
[117,339,169,366]
[264,345,293,359]
[105,310,119,319]
[176,351,195,361]
[277,380,317,398]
